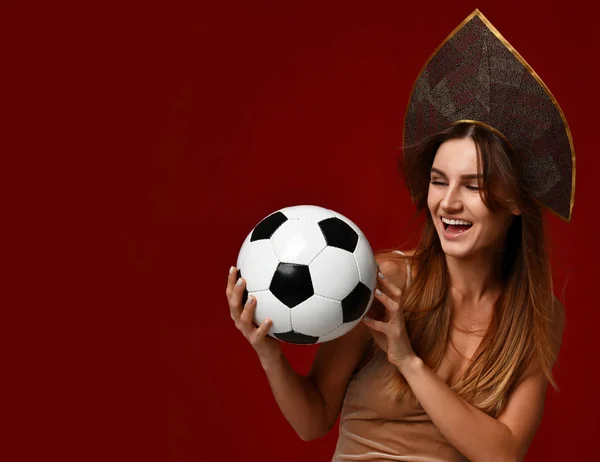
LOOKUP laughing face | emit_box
[427,137,519,259]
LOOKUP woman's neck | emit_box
[445,250,504,307]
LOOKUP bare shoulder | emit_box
[375,249,415,291]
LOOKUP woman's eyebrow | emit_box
[430,167,482,180]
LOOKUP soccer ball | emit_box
[236,205,377,344]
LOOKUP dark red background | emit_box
[4,1,598,461]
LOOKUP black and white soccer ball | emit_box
[236,205,377,345]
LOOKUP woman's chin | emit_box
[439,239,473,259]
[442,248,470,259]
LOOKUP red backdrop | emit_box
[5,1,598,461]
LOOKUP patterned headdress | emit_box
[403,9,575,221]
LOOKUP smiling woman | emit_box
[407,124,524,260]
[335,117,566,461]
[225,9,574,462]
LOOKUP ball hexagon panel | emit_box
[341,282,373,323]
[290,295,343,337]
[318,318,362,343]
[354,236,378,291]
[270,263,314,308]
[310,247,359,301]
[270,219,327,265]
[279,205,335,222]
[251,211,288,241]
[318,217,359,253]
[237,239,279,292]
[251,290,292,334]
[332,211,366,238]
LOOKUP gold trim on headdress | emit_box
[403,9,575,222]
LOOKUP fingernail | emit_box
[378,272,385,279]
[229,266,235,275]
[246,295,254,306]
[363,316,372,322]
[236,278,243,287]
[375,289,382,296]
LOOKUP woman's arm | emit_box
[227,269,371,441]
[364,263,565,462]
[396,298,564,462]
[396,357,537,461]
[261,322,371,441]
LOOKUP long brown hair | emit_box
[376,122,559,417]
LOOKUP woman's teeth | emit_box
[441,217,472,226]
[441,217,473,233]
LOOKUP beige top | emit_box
[332,251,468,461]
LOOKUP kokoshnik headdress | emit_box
[403,9,575,222]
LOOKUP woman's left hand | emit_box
[362,270,417,369]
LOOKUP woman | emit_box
[225,11,573,462]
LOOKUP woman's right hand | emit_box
[226,266,283,367]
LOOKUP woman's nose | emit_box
[440,186,462,211]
